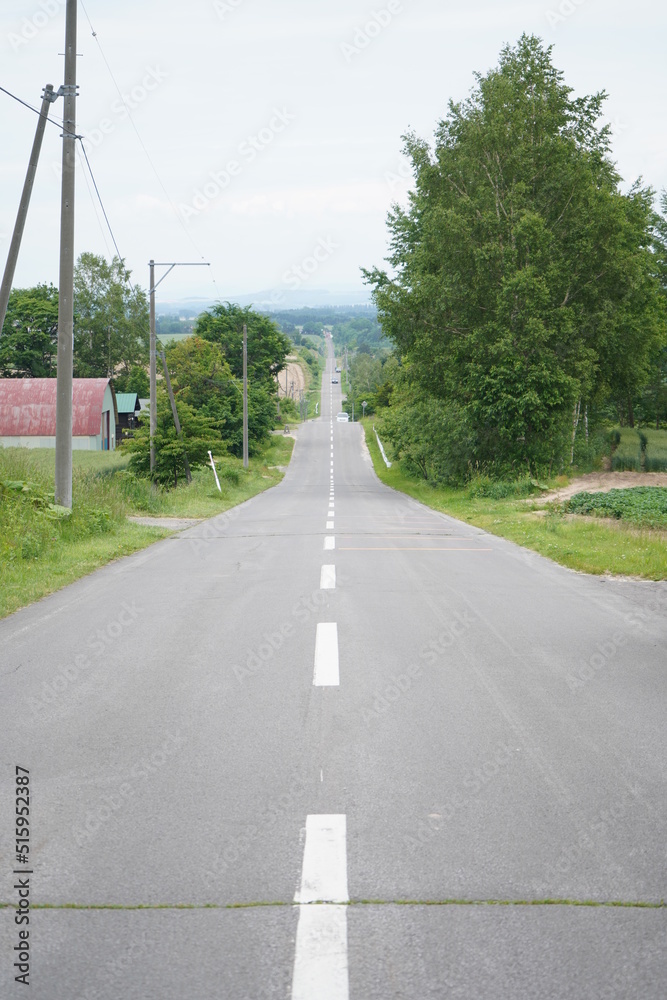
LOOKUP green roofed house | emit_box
[115,393,141,438]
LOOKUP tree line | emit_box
[0,259,291,485]
[363,35,667,481]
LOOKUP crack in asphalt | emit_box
[1,898,663,911]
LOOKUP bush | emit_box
[466,475,534,499]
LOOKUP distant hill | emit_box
[157,287,373,316]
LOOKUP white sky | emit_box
[1,0,666,304]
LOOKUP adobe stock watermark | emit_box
[233,589,330,683]
[7,0,65,52]
[50,67,168,178]
[179,107,296,222]
[360,609,475,723]
[543,782,644,884]
[71,731,186,847]
[565,591,667,693]
[405,743,515,852]
[385,156,413,196]
[213,0,247,19]
[25,601,142,719]
[204,769,306,884]
[340,1,404,63]
[282,236,339,291]
[545,0,587,28]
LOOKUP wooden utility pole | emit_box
[147,261,209,479]
[242,323,249,468]
[159,350,191,484]
[55,0,78,508]
[0,84,57,333]
[149,259,156,473]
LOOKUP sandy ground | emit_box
[276,358,306,398]
[541,471,667,503]
[127,516,203,530]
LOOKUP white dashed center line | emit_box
[320,565,336,590]
[313,623,339,686]
[324,536,335,550]
[292,814,349,1000]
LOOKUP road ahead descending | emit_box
[1,340,666,999]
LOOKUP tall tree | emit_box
[73,253,149,381]
[364,35,666,475]
[194,303,291,388]
[0,284,58,377]
[164,336,276,455]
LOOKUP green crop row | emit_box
[566,487,667,528]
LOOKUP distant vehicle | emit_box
[331,377,338,384]
[336,412,349,422]
[335,366,341,372]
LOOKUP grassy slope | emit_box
[0,436,294,618]
[364,423,667,581]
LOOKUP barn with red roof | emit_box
[0,378,117,450]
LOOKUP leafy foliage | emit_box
[566,487,667,528]
[125,385,220,487]
[194,302,290,389]
[364,35,667,477]
[73,253,149,381]
[164,336,276,456]
[0,283,59,377]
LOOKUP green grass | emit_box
[0,436,294,618]
[363,422,667,580]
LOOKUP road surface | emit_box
[1,339,666,998]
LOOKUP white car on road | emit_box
[336,412,349,422]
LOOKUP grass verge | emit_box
[363,422,667,580]
[0,436,294,618]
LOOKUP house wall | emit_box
[0,436,100,450]
[100,383,116,451]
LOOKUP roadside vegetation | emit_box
[565,487,667,529]
[359,35,667,484]
[363,424,667,580]
[0,436,293,619]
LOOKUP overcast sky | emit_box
[1,0,666,305]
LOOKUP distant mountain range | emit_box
[158,287,374,316]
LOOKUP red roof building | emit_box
[0,378,117,450]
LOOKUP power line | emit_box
[76,142,114,260]
[79,4,207,259]
[0,83,63,129]
[77,138,134,290]
[79,2,226,308]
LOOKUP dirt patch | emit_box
[540,471,667,504]
[127,516,202,530]
[276,358,306,398]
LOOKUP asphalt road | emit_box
[1,338,666,999]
